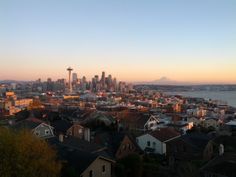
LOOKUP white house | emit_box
[136,128,180,155]
[13,118,54,139]
[144,115,159,131]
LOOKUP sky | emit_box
[0,0,236,83]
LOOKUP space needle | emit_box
[67,67,73,93]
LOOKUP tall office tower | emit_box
[92,78,96,91]
[94,75,99,83]
[113,78,117,91]
[82,76,87,83]
[46,78,53,91]
[108,74,112,89]
[72,73,78,83]
[101,71,105,88]
[67,67,73,93]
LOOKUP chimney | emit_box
[219,144,224,156]
[59,134,64,143]
[84,128,90,142]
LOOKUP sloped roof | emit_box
[149,128,180,142]
[117,112,152,128]
[181,132,211,150]
[84,111,116,125]
[94,131,140,158]
[51,120,72,134]
[201,153,236,177]
[58,147,99,175]
[12,118,45,130]
[48,136,105,153]
[48,139,114,176]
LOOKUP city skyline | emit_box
[0,0,236,83]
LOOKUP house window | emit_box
[147,141,150,147]
[89,170,93,177]
[45,129,50,135]
[102,165,106,173]
[79,129,82,134]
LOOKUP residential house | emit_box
[48,135,106,154]
[51,119,72,136]
[83,111,116,127]
[67,123,90,141]
[48,136,114,177]
[94,132,141,159]
[200,153,236,177]
[187,116,203,126]
[65,150,114,177]
[136,128,181,155]
[143,115,159,131]
[166,132,212,161]
[203,117,220,129]
[168,121,194,134]
[117,112,147,131]
[51,120,90,141]
[12,117,54,139]
[225,120,236,132]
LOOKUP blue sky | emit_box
[0,0,236,83]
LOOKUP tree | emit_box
[116,154,143,177]
[176,161,199,177]
[0,128,61,177]
[15,109,30,121]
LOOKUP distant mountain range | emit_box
[134,77,192,85]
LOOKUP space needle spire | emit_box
[67,67,73,93]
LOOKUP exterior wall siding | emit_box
[34,124,54,138]
[136,134,166,154]
[67,124,84,139]
[115,136,138,159]
[81,158,112,177]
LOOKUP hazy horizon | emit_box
[1,75,236,85]
[0,0,236,83]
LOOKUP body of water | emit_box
[166,91,236,107]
